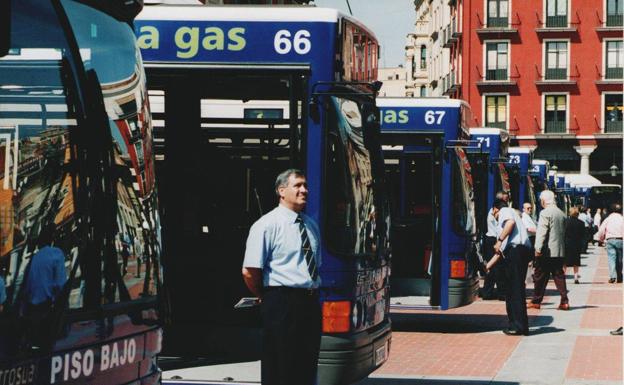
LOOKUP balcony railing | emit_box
[607,13,624,27]
[486,121,507,130]
[546,15,568,28]
[606,120,623,133]
[544,120,566,133]
[545,68,567,80]
[606,67,624,79]
[486,68,508,81]
[487,17,508,28]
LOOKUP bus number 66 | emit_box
[274,30,311,55]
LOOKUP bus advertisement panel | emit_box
[136,5,390,385]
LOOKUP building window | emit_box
[420,45,427,69]
[605,94,623,133]
[545,41,568,80]
[606,40,623,79]
[420,86,427,97]
[485,42,508,80]
[544,94,567,133]
[607,0,624,27]
[487,0,509,28]
[546,0,567,27]
[485,95,507,129]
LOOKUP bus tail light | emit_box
[450,260,465,278]
[322,301,351,333]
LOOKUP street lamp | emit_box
[610,164,618,177]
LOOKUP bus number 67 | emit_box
[274,30,311,55]
[424,110,445,125]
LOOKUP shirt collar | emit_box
[277,204,301,223]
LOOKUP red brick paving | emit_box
[566,336,623,381]
[376,331,519,377]
[580,307,623,330]
[586,289,624,306]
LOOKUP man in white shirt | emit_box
[480,191,509,300]
[492,197,532,336]
[521,203,537,247]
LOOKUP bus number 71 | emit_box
[424,110,445,125]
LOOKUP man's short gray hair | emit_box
[275,168,305,196]
[540,189,555,205]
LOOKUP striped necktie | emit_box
[296,214,318,281]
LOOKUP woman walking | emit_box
[565,207,586,284]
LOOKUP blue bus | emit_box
[135,5,391,384]
[573,184,622,212]
[1,1,162,384]
[377,98,478,310]
[467,128,510,241]
[505,147,535,210]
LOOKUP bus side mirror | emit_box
[361,103,380,147]
[309,97,320,124]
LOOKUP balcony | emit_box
[595,65,624,87]
[605,120,623,133]
[476,65,519,90]
[596,11,624,35]
[476,13,520,38]
[535,12,579,34]
[443,18,461,48]
[544,120,567,134]
[485,121,507,130]
[442,72,461,95]
[535,65,578,88]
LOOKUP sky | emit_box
[312,0,416,68]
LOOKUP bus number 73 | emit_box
[424,110,445,125]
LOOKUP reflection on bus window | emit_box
[62,0,161,302]
[326,97,378,255]
[452,148,476,236]
[0,49,81,314]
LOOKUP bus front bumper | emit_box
[317,318,392,385]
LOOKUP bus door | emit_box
[146,66,308,357]
[506,164,521,208]
[467,153,490,242]
[382,134,442,304]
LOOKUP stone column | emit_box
[574,146,597,175]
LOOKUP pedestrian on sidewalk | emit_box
[242,169,321,385]
[565,207,585,284]
[521,203,537,248]
[596,203,623,284]
[529,190,569,310]
[480,191,509,300]
[491,197,532,336]
[578,206,591,254]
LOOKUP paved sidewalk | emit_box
[362,244,623,385]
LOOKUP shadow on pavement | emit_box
[529,326,566,336]
[355,378,519,385]
[390,312,554,333]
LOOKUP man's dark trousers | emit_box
[482,236,506,298]
[531,257,568,305]
[262,287,321,385]
[503,245,530,333]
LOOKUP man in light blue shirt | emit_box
[242,169,321,385]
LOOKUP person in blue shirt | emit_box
[24,226,67,309]
[242,169,321,385]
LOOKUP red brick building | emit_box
[452,0,623,183]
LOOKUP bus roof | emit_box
[138,5,377,39]
[559,173,602,187]
[376,97,465,108]
[532,159,549,165]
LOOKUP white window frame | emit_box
[602,91,623,133]
[603,38,624,80]
[542,38,571,80]
[541,92,570,134]
[483,39,511,81]
[543,0,571,28]
[484,0,512,27]
[482,93,510,130]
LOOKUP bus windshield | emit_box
[1,0,161,360]
[325,96,379,256]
